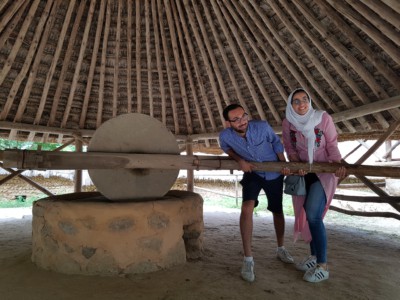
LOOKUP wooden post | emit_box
[186,138,194,192]
[74,136,82,193]
[385,140,392,162]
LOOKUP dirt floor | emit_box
[0,204,399,300]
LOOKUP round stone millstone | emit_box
[88,113,180,201]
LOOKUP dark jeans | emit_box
[305,180,327,264]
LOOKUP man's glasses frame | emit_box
[229,113,248,124]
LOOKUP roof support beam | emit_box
[0,95,399,141]
[164,0,193,134]
[152,0,166,125]
[97,0,111,128]
[79,0,106,128]
[13,0,57,123]
[200,0,251,115]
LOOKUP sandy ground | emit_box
[0,206,399,300]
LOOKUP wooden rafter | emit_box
[48,0,86,126]
[0,0,10,13]
[79,0,106,128]
[187,2,228,128]
[61,0,97,128]
[0,0,26,37]
[270,1,367,124]
[33,0,76,125]
[214,1,268,121]
[234,0,289,105]
[157,0,179,133]
[363,0,400,29]
[346,0,399,47]
[251,1,353,133]
[381,0,400,14]
[145,0,153,117]
[97,0,111,128]
[200,0,251,115]
[246,3,304,97]
[164,0,193,134]
[136,0,142,113]
[292,0,391,128]
[332,95,400,124]
[328,0,400,65]
[188,1,227,127]
[190,0,227,124]
[126,0,133,113]
[172,1,209,134]
[151,0,166,124]
[1,94,399,141]
[14,0,58,123]
[0,0,40,90]
[113,0,121,118]
[317,0,400,94]
[183,0,226,126]
[226,0,281,123]
[0,1,29,64]
[0,0,398,150]
[278,0,374,130]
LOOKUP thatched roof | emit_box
[0,0,399,151]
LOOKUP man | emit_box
[219,103,294,282]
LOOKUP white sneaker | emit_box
[276,247,294,264]
[241,260,255,282]
[296,255,317,271]
[303,265,329,283]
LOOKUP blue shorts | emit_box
[240,172,284,213]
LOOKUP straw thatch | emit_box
[0,0,399,151]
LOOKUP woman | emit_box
[281,88,346,283]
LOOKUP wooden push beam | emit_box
[2,150,399,178]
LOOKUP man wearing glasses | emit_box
[219,103,293,282]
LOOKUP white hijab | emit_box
[285,88,324,164]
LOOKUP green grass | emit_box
[202,193,295,216]
[0,189,295,215]
[0,195,45,208]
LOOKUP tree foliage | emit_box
[0,139,75,151]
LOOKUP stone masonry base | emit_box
[31,190,203,276]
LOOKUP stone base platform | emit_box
[31,190,203,276]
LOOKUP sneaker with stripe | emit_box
[303,264,329,283]
[296,255,317,271]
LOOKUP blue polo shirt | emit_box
[219,120,283,180]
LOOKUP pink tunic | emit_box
[282,112,342,242]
